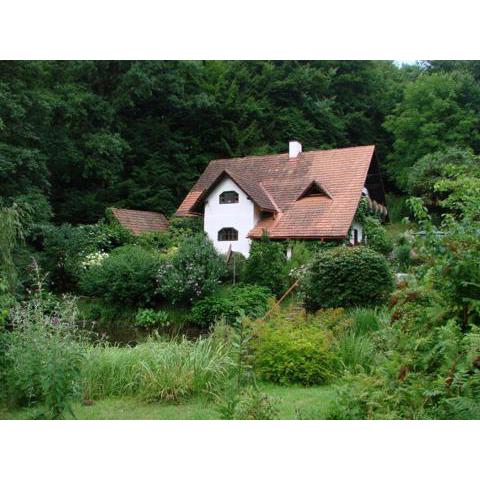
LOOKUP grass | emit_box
[0,383,336,420]
[82,336,232,402]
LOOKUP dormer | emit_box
[297,180,332,200]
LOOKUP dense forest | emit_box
[1,60,479,226]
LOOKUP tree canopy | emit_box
[1,60,480,227]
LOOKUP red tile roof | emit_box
[111,208,169,235]
[176,145,376,239]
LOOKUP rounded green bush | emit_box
[302,246,394,311]
[79,245,161,307]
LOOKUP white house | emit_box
[176,141,387,257]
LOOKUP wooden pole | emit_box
[261,279,300,321]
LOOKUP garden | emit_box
[2,61,480,420]
[2,146,480,420]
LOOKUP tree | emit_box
[384,71,480,189]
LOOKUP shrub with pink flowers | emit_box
[157,234,227,305]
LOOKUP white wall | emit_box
[203,177,256,257]
[349,221,364,245]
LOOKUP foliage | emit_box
[77,297,136,325]
[363,216,393,255]
[3,282,84,419]
[215,318,278,420]
[335,332,375,374]
[385,70,480,188]
[349,307,382,336]
[244,233,288,296]
[157,233,227,305]
[406,148,478,210]
[82,336,233,402]
[327,287,480,419]
[250,307,339,385]
[227,386,278,420]
[302,246,394,311]
[286,241,314,281]
[41,220,133,291]
[135,309,170,329]
[385,193,409,223]
[79,245,162,307]
[226,251,247,285]
[0,205,25,293]
[394,243,414,271]
[191,285,271,327]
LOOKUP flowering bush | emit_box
[157,234,227,305]
[80,251,109,270]
[79,245,162,306]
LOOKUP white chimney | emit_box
[289,140,302,159]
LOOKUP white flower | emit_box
[80,251,109,269]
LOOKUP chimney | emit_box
[289,140,302,159]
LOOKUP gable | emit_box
[189,169,278,214]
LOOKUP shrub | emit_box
[191,285,271,327]
[251,315,336,385]
[82,336,233,402]
[302,246,394,311]
[394,243,413,271]
[224,386,278,420]
[244,233,288,296]
[135,309,170,329]
[79,245,161,307]
[3,293,85,419]
[363,217,393,255]
[157,233,227,305]
[41,220,134,291]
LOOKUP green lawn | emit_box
[0,383,336,420]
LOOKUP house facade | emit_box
[176,142,387,257]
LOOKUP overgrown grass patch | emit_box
[82,336,233,402]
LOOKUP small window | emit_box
[219,191,239,204]
[218,228,238,241]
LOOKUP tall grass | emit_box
[82,336,233,402]
[335,333,375,373]
[349,307,382,336]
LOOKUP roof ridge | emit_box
[208,144,375,164]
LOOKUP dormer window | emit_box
[219,191,239,204]
[218,228,238,241]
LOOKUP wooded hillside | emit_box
[2,60,479,224]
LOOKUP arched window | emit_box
[219,191,239,204]
[218,227,238,241]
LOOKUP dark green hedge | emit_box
[302,246,394,311]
